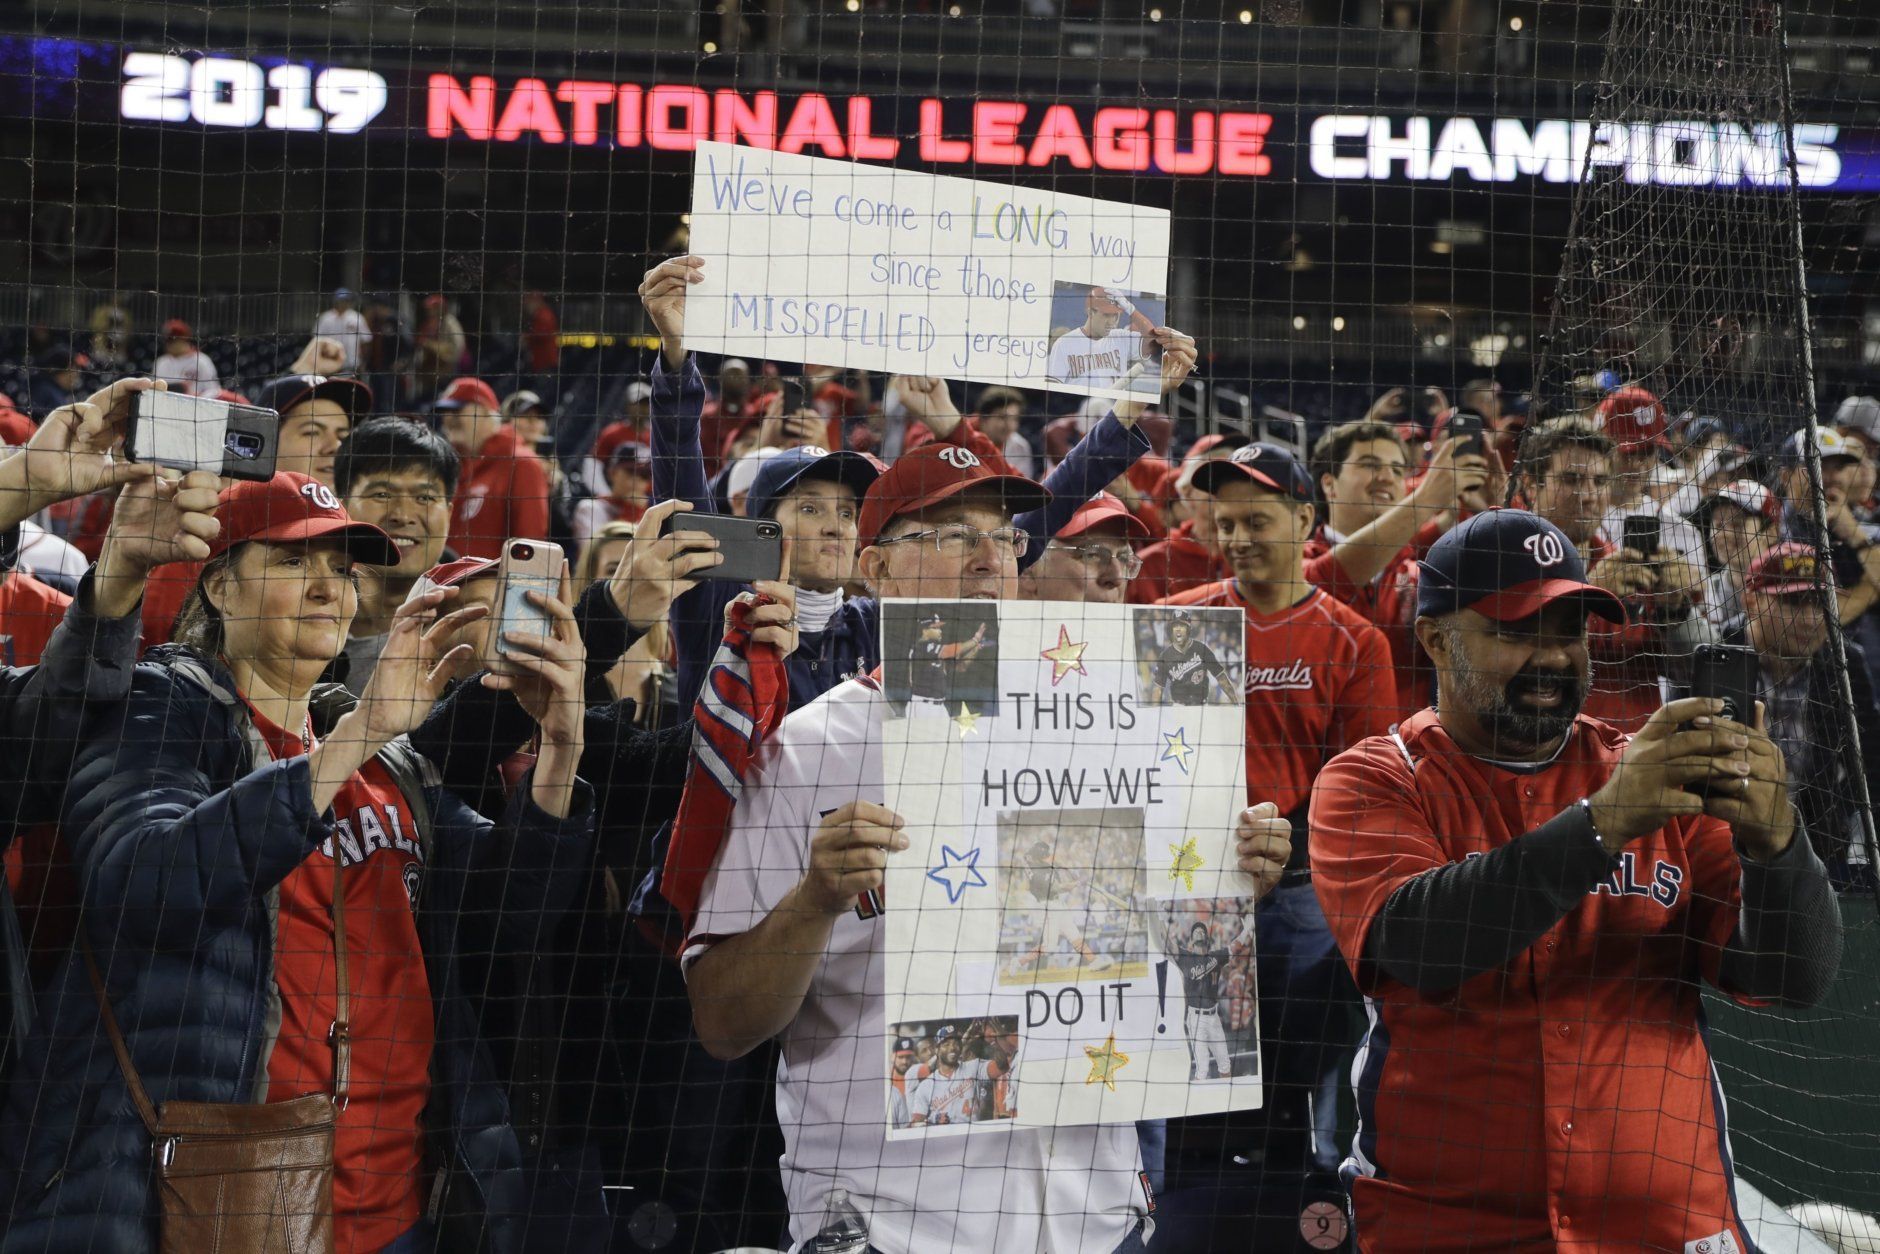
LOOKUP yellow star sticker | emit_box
[1167,837,1206,892]
[1083,1034,1131,1092]
[1039,625,1089,686]
[953,702,980,738]
[1160,727,1195,775]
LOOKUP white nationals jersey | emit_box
[1046,328,1146,391]
[683,678,1145,1254]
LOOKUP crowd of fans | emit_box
[0,258,1871,1254]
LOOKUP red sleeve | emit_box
[1306,547,1365,605]
[508,457,552,542]
[1309,742,1450,990]
[1337,621,1400,748]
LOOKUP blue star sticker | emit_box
[1161,726,1195,775]
[926,845,988,904]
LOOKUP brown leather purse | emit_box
[85,849,351,1254]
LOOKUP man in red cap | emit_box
[151,318,220,396]
[436,375,550,559]
[1592,385,1706,567]
[1016,491,1148,604]
[1312,509,1841,1252]
[1708,542,1880,884]
[682,439,1296,1254]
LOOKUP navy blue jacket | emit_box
[650,355,1151,712]
[0,647,595,1253]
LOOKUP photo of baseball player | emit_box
[996,808,1150,986]
[1134,606,1242,705]
[880,599,1002,716]
[885,1017,1020,1130]
[1153,901,1260,1082]
[1045,282,1168,399]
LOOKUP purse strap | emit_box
[83,946,161,1138]
[84,839,353,1120]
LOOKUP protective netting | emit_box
[0,2,1875,1253]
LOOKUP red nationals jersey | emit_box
[1310,709,1756,1253]
[1158,581,1395,816]
[1304,520,1448,722]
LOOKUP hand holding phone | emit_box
[1445,410,1487,459]
[129,390,279,481]
[487,539,564,676]
[1622,514,1662,563]
[659,512,783,585]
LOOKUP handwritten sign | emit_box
[685,141,1173,402]
[877,599,1261,1137]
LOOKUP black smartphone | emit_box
[1445,410,1487,458]
[1690,643,1759,727]
[1622,514,1662,559]
[128,390,279,481]
[664,512,783,584]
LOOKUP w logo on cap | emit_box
[1522,531,1567,567]
[937,447,981,470]
[301,481,341,511]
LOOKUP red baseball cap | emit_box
[857,443,1050,548]
[409,555,499,600]
[162,318,193,340]
[434,377,502,412]
[208,472,400,566]
[1056,492,1150,541]
[1745,542,1824,597]
[1595,386,1670,452]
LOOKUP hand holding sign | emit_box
[639,254,705,367]
[1234,801,1291,899]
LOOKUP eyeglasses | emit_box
[1050,541,1144,577]
[876,524,1030,559]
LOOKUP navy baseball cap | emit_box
[745,445,881,523]
[1415,509,1626,624]
[1189,441,1314,503]
[933,1025,957,1043]
[252,374,374,423]
[893,1037,916,1054]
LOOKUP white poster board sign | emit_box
[684,141,1174,402]
[877,598,1262,1138]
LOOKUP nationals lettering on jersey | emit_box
[1046,328,1146,391]
[1244,659,1313,692]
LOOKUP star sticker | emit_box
[1083,1034,1131,1091]
[1167,837,1206,892]
[953,702,980,738]
[927,845,988,904]
[1160,726,1195,775]
[1039,625,1089,686]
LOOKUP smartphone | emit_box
[1445,410,1487,458]
[488,538,562,677]
[1690,643,1759,727]
[128,390,279,481]
[662,512,783,585]
[1622,514,1662,559]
